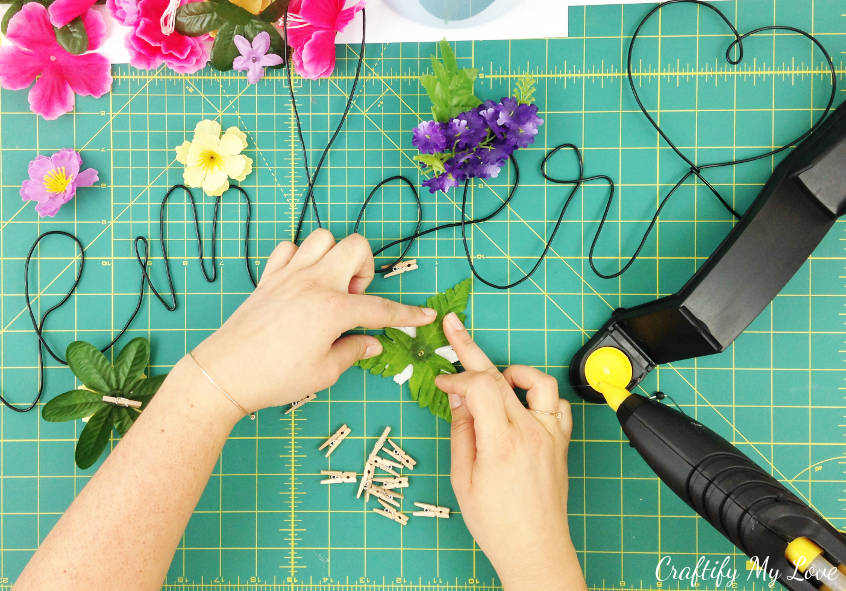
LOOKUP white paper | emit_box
[338,0,652,44]
[0,0,653,63]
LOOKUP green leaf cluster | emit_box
[420,40,482,122]
[175,0,288,71]
[42,338,167,469]
[357,278,473,422]
[514,73,537,105]
[413,153,447,176]
[2,0,89,55]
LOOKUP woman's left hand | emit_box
[192,229,437,414]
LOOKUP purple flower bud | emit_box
[412,120,448,154]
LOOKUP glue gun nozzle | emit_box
[595,381,632,412]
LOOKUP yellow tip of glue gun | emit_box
[583,346,633,410]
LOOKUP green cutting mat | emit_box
[1,1,845,589]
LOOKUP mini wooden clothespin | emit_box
[371,456,402,477]
[374,499,408,525]
[372,476,409,490]
[356,458,377,498]
[384,438,416,470]
[101,395,142,409]
[412,502,450,519]
[383,259,418,278]
[318,424,351,457]
[320,470,357,484]
[368,484,404,507]
[357,426,393,498]
[371,426,392,455]
[284,392,316,414]
[363,457,403,501]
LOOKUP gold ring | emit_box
[529,408,562,419]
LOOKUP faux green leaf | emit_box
[356,278,472,421]
[42,389,104,422]
[415,276,471,350]
[514,73,537,105]
[425,276,472,318]
[45,337,166,469]
[175,0,224,35]
[66,341,116,394]
[128,374,167,408]
[75,406,113,469]
[410,363,437,409]
[214,0,253,25]
[258,0,289,23]
[414,153,447,175]
[54,17,89,55]
[113,408,135,437]
[357,328,416,378]
[210,23,243,71]
[113,337,150,390]
[1,0,23,35]
[420,39,481,122]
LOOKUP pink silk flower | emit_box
[0,3,112,120]
[47,0,98,28]
[282,0,364,79]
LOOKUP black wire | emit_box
[284,9,367,243]
[133,184,256,311]
[599,0,839,280]
[5,231,146,413]
[282,9,606,287]
[10,0,835,412]
[284,1,835,285]
[5,186,256,413]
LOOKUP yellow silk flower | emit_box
[228,0,273,14]
[175,120,253,196]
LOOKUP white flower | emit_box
[175,119,253,197]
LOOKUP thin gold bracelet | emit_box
[188,351,256,420]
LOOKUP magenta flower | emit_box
[233,32,284,84]
[0,4,112,120]
[48,0,98,27]
[21,150,99,217]
[280,0,364,79]
[126,0,211,74]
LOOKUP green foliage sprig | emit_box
[420,40,482,123]
[42,338,167,469]
[514,73,537,105]
[175,0,288,71]
[2,0,89,54]
[357,278,472,422]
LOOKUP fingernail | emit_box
[364,340,382,358]
[448,394,462,409]
[422,307,437,319]
[445,312,464,331]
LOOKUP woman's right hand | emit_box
[435,312,587,591]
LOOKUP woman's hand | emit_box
[192,229,436,414]
[435,313,586,591]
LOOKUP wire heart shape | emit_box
[586,0,837,279]
[628,0,836,173]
